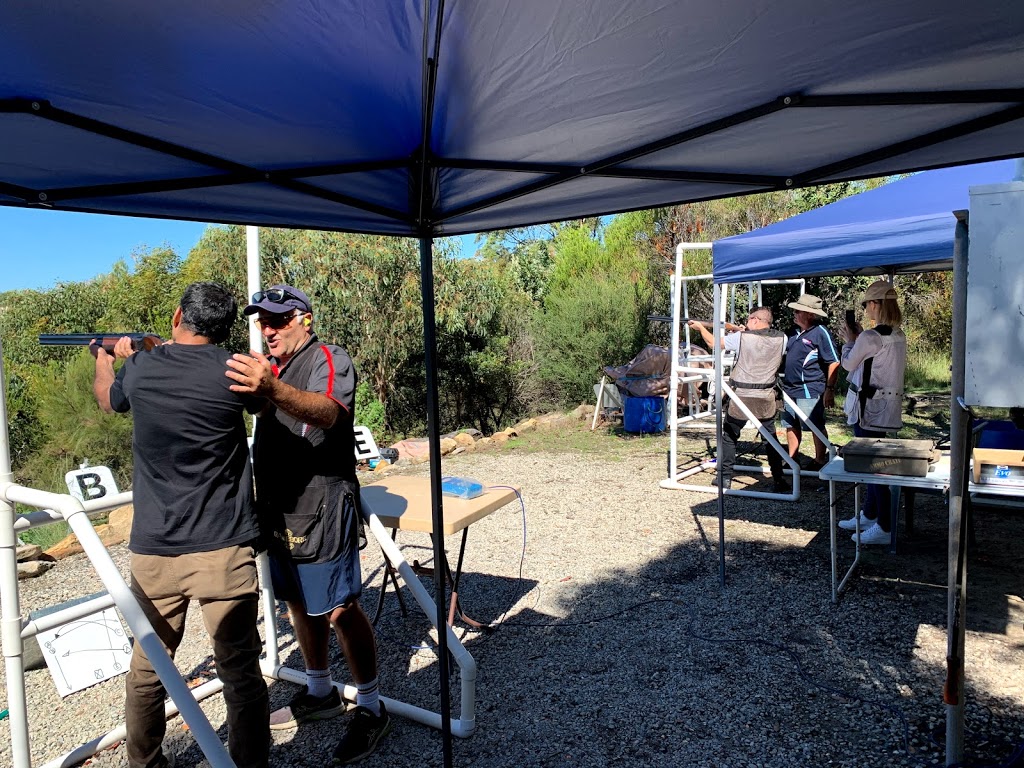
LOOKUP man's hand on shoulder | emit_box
[226,350,278,398]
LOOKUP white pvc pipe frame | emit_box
[0,482,479,768]
[663,243,820,499]
[0,226,477,767]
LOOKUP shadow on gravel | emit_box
[140,460,1024,768]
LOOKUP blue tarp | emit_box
[713,160,1018,283]
[1,2,1024,236]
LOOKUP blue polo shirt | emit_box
[782,324,839,399]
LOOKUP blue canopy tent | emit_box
[713,160,1019,282]
[2,2,1024,766]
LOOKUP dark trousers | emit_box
[854,424,892,531]
[719,413,785,488]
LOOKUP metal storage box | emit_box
[843,438,937,477]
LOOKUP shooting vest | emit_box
[847,325,907,431]
[727,329,785,421]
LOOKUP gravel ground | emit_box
[3,425,1024,768]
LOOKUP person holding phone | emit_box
[837,280,908,544]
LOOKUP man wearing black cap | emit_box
[225,284,390,765]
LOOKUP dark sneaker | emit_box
[772,478,792,494]
[270,686,345,730]
[802,457,826,472]
[332,702,393,764]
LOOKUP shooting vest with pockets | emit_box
[848,325,906,431]
[727,329,785,421]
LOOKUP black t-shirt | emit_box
[252,335,358,513]
[109,343,261,555]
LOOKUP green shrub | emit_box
[905,347,951,393]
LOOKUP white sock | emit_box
[305,668,332,698]
[355,677,381,716]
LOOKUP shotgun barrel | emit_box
[38,333,164,353]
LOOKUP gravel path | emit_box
[3,427,1024,768]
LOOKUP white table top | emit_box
[820,453,1024,497]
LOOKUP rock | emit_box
[476,437,492,449]
[572,404,595,420]
[390,438,430,462]
[17,560,55,579]
[513,418,538,434]
[502,427,519,438]
[16,543,42,562]
[440,437,458,455]
[373,459,392,473]
[535,412,565,428]
[44,523,124,560]
[107,504,134,542]
[454,432,477,447]
[491,432,510,444]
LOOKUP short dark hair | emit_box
[179,282,238,344]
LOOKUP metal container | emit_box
[843,438,937,477]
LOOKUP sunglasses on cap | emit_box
[252,287,304,305]
[254,311,303,330]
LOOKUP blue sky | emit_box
[2,207,479,292]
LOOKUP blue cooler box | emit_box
[623,395,666,434]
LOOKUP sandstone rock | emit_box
[373,459,393,473]
[476,437,492,449]
[107,504,134,542]
[45,523,123,560]
[513,418,538,434]
[16,543,42,562]
[491,432,510,444]
[454,432,476,447]
[535,412,564,428]
[17,560,55,579]
[440,437,458,455]
[572,404,595,420]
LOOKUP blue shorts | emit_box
[780,396,826,431]
[268,482,365,616]
[269,546,363,616]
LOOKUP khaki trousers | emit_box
[126,544,269,768]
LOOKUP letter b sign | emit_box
[65,466,119,504]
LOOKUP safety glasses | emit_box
[251,287,302,305]
[254,312,302,330]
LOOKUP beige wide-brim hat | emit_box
[787,293,828,318]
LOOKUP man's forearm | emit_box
[93,358,116,413]
[266,378,342,429]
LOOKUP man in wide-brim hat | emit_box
[780,293,840,472]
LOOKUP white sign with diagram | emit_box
[37,607,132,697]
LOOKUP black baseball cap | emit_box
[243,284,312,315]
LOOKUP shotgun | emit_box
[39,333,164,354]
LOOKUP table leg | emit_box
[371,529,407,626]
[889,485,902,555]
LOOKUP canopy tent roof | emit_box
[2,1,1024,237]
[712,159,1019,283]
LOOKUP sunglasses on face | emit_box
[252,287,303,305]
[254,312,301,330]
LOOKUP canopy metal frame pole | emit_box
[416,0,455,764]
[713,284,727,586]
[945,213,970,766]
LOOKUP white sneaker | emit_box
[837,511,871,530]
[851,522,891,545]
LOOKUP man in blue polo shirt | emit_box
[780,293,840,471]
